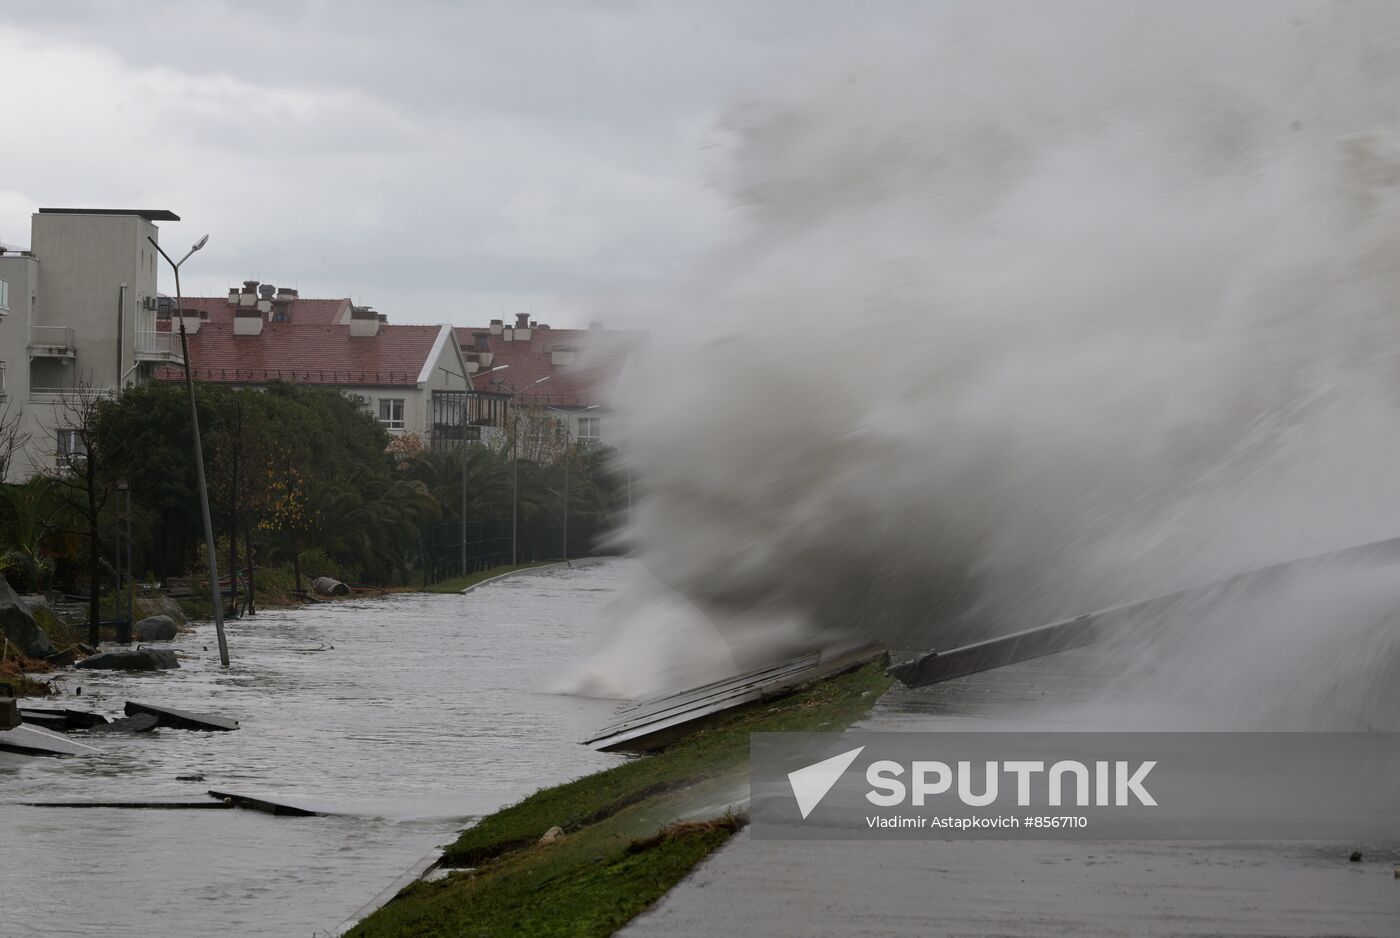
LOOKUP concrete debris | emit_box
[88,713,159,734]
[0,723,100,756]
[125,701,239,731]
[0,573,58,659]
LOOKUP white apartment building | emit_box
[0,208,182,482]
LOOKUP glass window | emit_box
[578,416,600,443]
[57,429,87,463]
[0,278,8,311]
[378,398,405,429]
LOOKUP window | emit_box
[378,398,405,430]
[577,416,600,444]
[0,278,8,311]
[57,429,87,463]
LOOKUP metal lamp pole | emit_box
[561,403,599,562]
[439,364,508,577]
[510,375,551,565]
[149,233,229,667]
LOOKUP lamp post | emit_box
[440,363,509,577]
[510,375,552,565]
[561,404,599,563]
[149,232,229,668]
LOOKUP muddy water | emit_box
[0,560,630,937]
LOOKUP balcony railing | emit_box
[28,325,76,358]
[28,387,116,405]
[134,329,182,362]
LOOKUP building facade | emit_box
[1,208,181,482]
[162,284,468,444]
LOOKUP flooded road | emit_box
[1,560,629,938]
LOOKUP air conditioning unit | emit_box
[142,296,159,311]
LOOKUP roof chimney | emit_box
[227,288,240,306]
[234,304,263,336]
[551,344,576,366]
[178,308,207,335]
[349,305,380,338]
[513,312,532,342]
[239,280,258,307]
[489,319,504,335]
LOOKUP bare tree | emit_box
[0,399,32,483]
[44,382,118,645]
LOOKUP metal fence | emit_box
[422,516,616,584]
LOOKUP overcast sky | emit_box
[0,1,888,327]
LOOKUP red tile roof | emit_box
[158,320,447,387]
[453,326,641,407]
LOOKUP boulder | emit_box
[132,615,178,642]
[0,574,57,659]
[539,825,565,844]
[76,648,179,671]
[312,576,350,597]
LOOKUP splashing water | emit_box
[574,2,1400,724]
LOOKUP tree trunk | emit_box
[87,466,100,646]
[292,538,302,593]
[244,519,256,616]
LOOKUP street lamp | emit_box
[148,232,229,668]
[510,375,552,565]
[561,404,600,563]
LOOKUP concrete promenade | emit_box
[623,646,1399,937]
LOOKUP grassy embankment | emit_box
[349,658,891,938]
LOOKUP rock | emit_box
[312,576,350,597]
[1350,851,1363,862]
[540,826,565,844]
[132,615,178,642]
[76,648,179,671]
[0,574,57,659]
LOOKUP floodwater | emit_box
[0,560,630,938]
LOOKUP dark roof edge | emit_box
[38,207,181,222]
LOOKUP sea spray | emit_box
[571,2,1400,720]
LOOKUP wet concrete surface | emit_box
[625,645,1400,937]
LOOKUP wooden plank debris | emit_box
[125,701,239,732]
[207,790,323,816]
[584,643,887,754]
[890,534,1400,688]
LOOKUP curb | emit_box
[460,557,609,595]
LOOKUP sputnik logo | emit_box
[787,746,865,819]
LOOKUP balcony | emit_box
[28,386,115,405]
[134,329,183,363]
[28,325,76,360]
